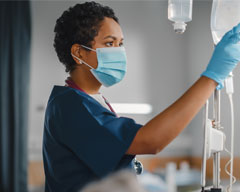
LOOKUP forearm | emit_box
[127,76,217,155]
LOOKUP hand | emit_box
[201,23,240,89]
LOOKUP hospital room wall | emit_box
[28,0,240,162]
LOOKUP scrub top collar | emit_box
[65,77,117,114]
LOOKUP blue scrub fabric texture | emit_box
[43,86,142,192]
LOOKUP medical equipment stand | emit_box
[212,90,222,191]
[201,90,222,192]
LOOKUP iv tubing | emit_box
[225,96,236,191]
[224,73,236,192]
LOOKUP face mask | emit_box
[71,45,127,87]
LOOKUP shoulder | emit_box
[45,85,114,117]
[45,86,88,120]
[47,85,88,104]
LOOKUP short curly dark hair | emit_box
[53,1,119,72]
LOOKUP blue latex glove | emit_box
[201,23,240,89]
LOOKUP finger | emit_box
[229,33,240,44]
[222,23,240,41]
[222,29,234,41]
[232,23,240,34]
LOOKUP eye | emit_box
[119,42,124,47]
[105,42,113,47]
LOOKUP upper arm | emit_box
[126,125,157,155]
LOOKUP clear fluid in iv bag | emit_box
[168,0,192,23]
[211,0,240,45]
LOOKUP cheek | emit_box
[86,52,98,69]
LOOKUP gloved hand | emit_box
[201,23,240,89]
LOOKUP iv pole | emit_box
[201,90,222,192]
[201,46,223,192]
[213,90,221,190]
[201,68,235,192]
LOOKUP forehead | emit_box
[97,17,123,38]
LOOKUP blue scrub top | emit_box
[43,86,142,192]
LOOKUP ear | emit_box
[71,44,84,64]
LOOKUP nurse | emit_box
[43,1,240,192]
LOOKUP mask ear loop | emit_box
[71,53,94,69]
[81,44,96,52]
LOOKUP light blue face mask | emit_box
[71,45,127,87]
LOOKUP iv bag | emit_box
[211,0,240,45]
[168,0,193,34]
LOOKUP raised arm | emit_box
[127,76,216,154]
[127,23,240,155]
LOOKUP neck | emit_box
[70,67,101,94]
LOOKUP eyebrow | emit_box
[103,35,124,41]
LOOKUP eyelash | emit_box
[105,42,124,47]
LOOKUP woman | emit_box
[43,1,240,192]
